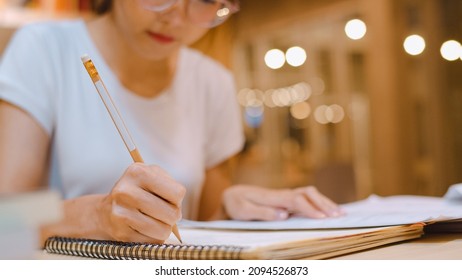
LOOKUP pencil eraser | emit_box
[81,54,91,63]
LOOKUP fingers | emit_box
[102,163,186,243]
[125,163,186,206]
[116,184,182,226]
[247,185,344,218]
[109,204,171,243]
[292,186,345,218]
[227,197,289,221]
[223,185,290,221]
[223,184,345,221]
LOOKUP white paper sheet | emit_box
[179,184,462,230]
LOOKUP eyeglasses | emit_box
[139,0,240,28]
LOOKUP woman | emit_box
[0,0,343,246]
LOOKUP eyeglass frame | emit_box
[138,0,240,28]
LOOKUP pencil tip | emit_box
[172,225,182,244]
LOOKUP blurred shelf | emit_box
[0,7,83,28]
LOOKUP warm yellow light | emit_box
[403,35,426,56]
[273,88,292,107]
[237,88,252,106]
[326,104,345,123]
[314,105,329,124]
[285,46,307,67]
[440,40,462,61]
[314,104,345,124]
[290,102,311,120]
[237,88,263,107]
[263,89,277,108]
[345,19,367,40]
[264,49,285,69]
[290,82,312,103]
[217,8,230,18]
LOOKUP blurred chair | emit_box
[312,162,357,204]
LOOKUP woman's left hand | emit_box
[222,184,345,221]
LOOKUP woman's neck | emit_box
[86,15,178,98]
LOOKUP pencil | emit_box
[81,54,182,244]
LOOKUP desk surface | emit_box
[332,233,462,259]
[37,233,462,260]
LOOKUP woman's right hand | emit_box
[96,163,186,243]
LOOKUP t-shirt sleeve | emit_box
[204,70,245,168]
[0,25,56,135]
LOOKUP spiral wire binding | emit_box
[45,236,244,260]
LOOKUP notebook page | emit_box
[165,226,409,248]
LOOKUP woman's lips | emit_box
[147,31,175,44]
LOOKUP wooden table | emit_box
[333,233,462,259]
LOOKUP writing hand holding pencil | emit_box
[81,55,184,244]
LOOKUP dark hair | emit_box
[91,0,113,15]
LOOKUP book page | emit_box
[179,194,462,230]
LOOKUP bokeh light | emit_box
[403,35,426,56]
[440,40,462,61]
[345,19,367,40]
[285,46,307,67]
[290,102,311,120]
[264,49,285,69]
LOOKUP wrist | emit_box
[93,194,112,239]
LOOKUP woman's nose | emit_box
[155,0,188,26]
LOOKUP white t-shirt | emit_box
[0,20,244,219]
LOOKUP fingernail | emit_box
[329,208,345,217]
[315,212,327,218]
[275,210,289,220]
[328,209,340,217]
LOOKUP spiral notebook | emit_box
[44,224,424,260]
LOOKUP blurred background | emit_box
[1,0,462,204]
